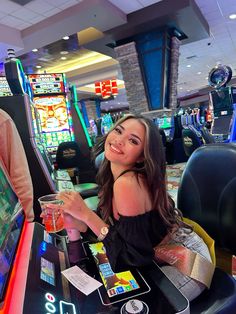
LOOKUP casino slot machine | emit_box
[208,64,236,142]
[0,52,74,222]
[0,160,77,314]
[27,73,74,160]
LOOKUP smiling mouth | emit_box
[109,144,123,154]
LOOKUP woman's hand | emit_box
[57,191,91,223]
[63,212,88,233]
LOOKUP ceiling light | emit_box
[32,48,38,52]
[61,57,67,60]
[36,65,42,68]
[179,87,183,90]
[229,13,236,19]
[186,64,191,68]
[205,77,208,80]
[60,51,69,55]
[63,36,69,40]
[197,71,202,74]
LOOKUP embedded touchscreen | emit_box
[0,162,24,303]
[89,242,139,298]
[40,257,55,286]
[86,242,150,305]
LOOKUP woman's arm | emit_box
[58,191,109,237]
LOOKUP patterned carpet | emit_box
[166,162,186,204]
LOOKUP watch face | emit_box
[101,226,109,236]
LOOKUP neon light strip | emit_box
[16,59,26,93]
[65,95,75,140]
[0,222,33,314]
[72,85,92,147]
[59,300,77,314]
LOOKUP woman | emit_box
[58,114,213,301]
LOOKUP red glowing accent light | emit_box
[45,293,55,303]
[95,79,118,98]
[0,221,28,314]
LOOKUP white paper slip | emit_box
[61,265,102,295]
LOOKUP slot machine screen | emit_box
[28,73,65,95]
[212,115,232,135]
[210,88,233,117]
[34,95,70,133]
[85,242,150,305]
[34,95,72,147]
[89,242,140,298]
[0,76,12,97]
[0,163,24,302]
[157,117,172,129]
[40,257,55,286]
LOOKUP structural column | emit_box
[115,28,179,118]
[168,36,181,109]
[114,42,149,114]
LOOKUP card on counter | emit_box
[61,265,102,295]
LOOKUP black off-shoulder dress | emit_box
[102,210,168,272]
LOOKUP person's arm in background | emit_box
[0,111,34,222]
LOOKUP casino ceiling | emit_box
[1,0,231,100]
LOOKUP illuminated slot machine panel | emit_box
[28,73,74,155]
[28,73,65,95]
[208,65,236,142]
[0,160,79,314]
[210,87,235,141]
[0,77,12,97]
[155,116,174,141]
[34,95,72,152]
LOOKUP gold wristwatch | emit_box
[97,226,109,241]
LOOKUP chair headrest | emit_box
[95,152,105,170]
[177,143,236,254]
[201,128,215,144]
[182,128,202,156]
[56,141,80,169]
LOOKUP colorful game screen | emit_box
[28,73,65,95]
[0,76,12,97]
[34,95,70,133]
[40,257,55,286]
[156,116,172,129]
[88,242,140,298]
[0,167,21,248]
[0,163,24,302]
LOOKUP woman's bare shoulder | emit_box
[113,173,150,216]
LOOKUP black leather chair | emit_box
[83,152,105,211]
[182,127,203,157]
[55,141,98,198]
[201,127,215,144]
[177,143,236,313]
[159,129,167,148]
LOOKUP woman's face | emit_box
[104,118,145,168]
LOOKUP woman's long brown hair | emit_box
[92,114,187,231]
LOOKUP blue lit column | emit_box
[95,98,101,118]
[115,28,174,114]
[79,100,90,128]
